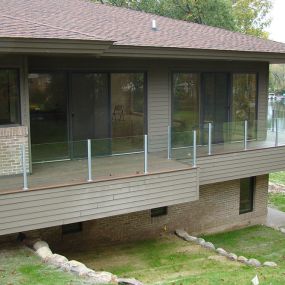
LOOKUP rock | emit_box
[46,254,68,267]
[118,277,144,285]
[227,253,238,261]
[175,229,197,242]
[197,238,205,245]
[68,260,89,275]
[280,228,285,234]
[33,240,49,251]
[216,248,227,256]
[246,258,261,267]
[237,256,248,263]
[36,247,53,259]
[89,271,118,284]
[202,242,215,251]
[263,261,277,267]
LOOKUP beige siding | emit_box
[0,168,199,235]
[197,146,285,185]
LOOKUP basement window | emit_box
[62,222,82,235]
[239,177,255,214]
[151,207,168,217]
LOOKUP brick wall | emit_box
[0,175,268,249]
[0,126,29,176]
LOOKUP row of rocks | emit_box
[33,240,143,285]
[175,229,277,268]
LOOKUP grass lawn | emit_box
[61,226,285,285]
[0,244,84,285]
[269,171,285,185]
[268,192,285,212]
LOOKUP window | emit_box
[0,69,20,125]
[151,207,168,217]
[239,177,255,214]
[62,222,82,234]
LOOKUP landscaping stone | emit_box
[68,260,89,275]
[263,261,277,267]
[36,246,53,259]
[89,271,118,284]
[216,248,227,256]
[33,240,49,251]
[118,277,144,285]
[197,238,205,245]
[175,229,197,242]
[202,242,215,251]
[237,256,248,263]
[246,258,261,267]
[46,254,68,267]
[280,227,285,234]
[227,253,238,261]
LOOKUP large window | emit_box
[239,177,255,214]
[0,69,20,125]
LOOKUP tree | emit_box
[97,0,272,39]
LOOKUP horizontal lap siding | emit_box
[197,146,285,185]
[0,168,199,235]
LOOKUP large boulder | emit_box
[202,242,215,251]
[175,229,197,242]
[237,256,248,263]
[263,261,277,267]
[33,240,50,251]
[68,260,89,275]
[46,254,68,267]
[36,247,53,259]
[246,258,261,267]
[196,238,205,246]
[89,271,118,284]
[227,253,238,261]
[216,248,227,256]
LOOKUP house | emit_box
[1,0,285,247]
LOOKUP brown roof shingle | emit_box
[1,0,285,54]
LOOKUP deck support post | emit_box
[167,125,171,160]
[21,144,28,191]
[244,120,248,150]
[144,134,148,174]
[193,130,197,167]
[87,139,93,182]
[208,122,212,155]
[275,118,279,147]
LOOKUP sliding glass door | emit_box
[29,73,69,162]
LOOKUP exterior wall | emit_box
[0,126,29,176]
[0,168,199,236]
[1,175,267,249]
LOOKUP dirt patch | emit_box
[269,182,285,193]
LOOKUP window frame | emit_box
[151,206,168,217]
[239,177,255,215]
[0,68,21,127]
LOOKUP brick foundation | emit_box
[0,175,268,250]
[0,126,29,176]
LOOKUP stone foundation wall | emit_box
[0,126,29,176]
[0,175,268,250]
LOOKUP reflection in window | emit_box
[29,73,68,162]
[111,73,145,153]
[239,177,255,214]
[0,69,20,125]
[172,73,199,147]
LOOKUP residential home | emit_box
[1,0,285,248]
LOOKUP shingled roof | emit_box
[1,0,285,55]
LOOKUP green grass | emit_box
[0,245,84,285]
[60,227,285,285]
[269,192,285,212]
[269,171,285,185]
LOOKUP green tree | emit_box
[97,0,272,38]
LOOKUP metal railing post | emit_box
[275,118,278,147]
[21,144,28,190]
[208,122,212,155]
[87,139,93,182]
[271,109,275,132]
[193,130,197,167]
[167,125,171,160]
[144,134,148,174]
[244,120,248,150]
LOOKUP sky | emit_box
[268,0,285,43]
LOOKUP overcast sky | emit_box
[268,0,285,43]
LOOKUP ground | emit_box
[60,226,285,285]
[269,171,285,211]
[0,244,85,285]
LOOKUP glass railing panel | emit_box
[171,130,194,162]
[276,117,285,146]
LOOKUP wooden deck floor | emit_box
[0,151,189,194]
